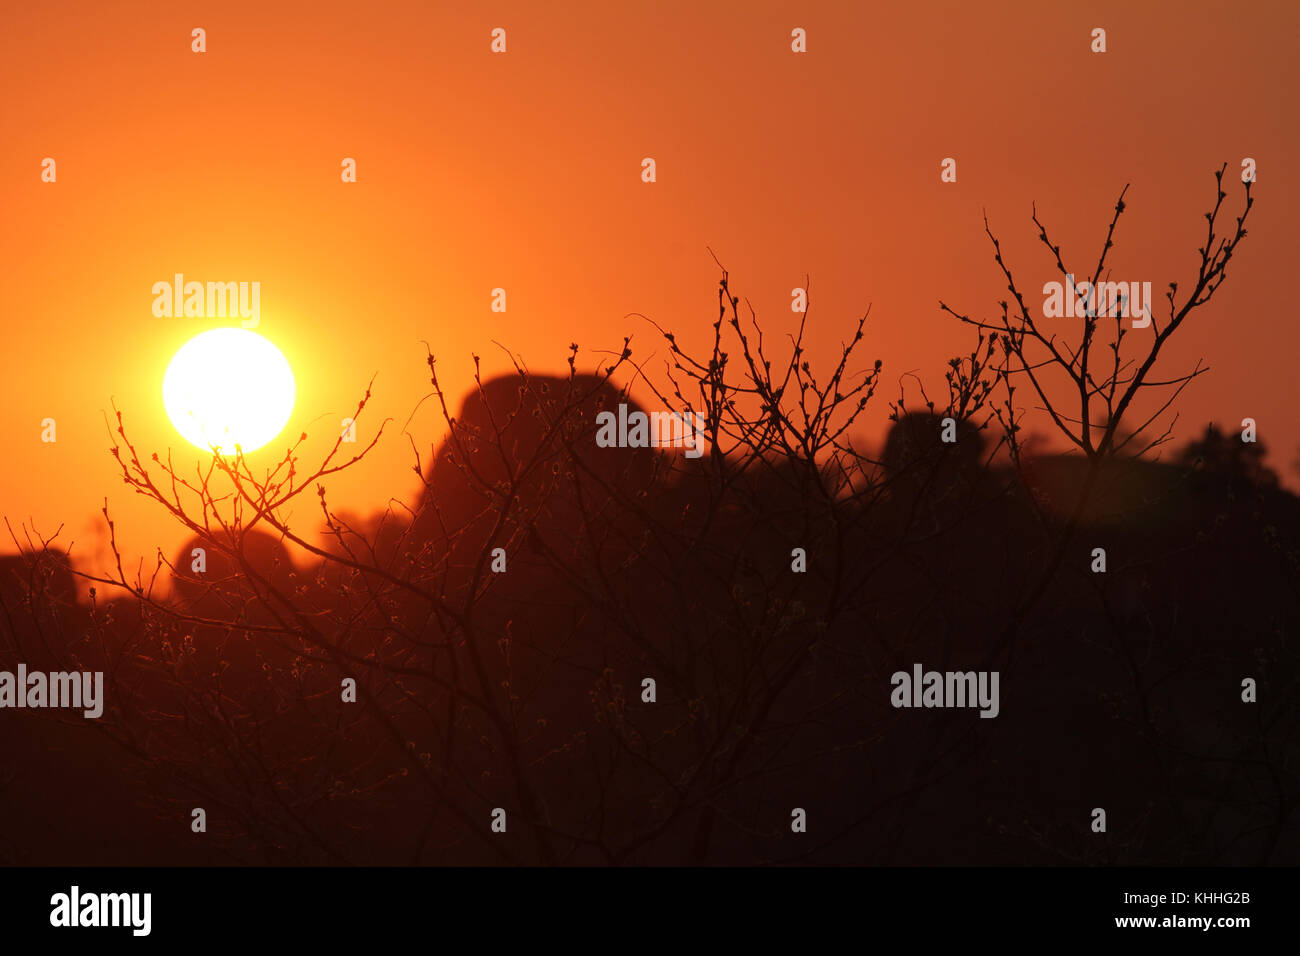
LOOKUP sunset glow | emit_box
[1,0,1298,909]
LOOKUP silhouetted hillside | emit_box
[2,378,1297,865]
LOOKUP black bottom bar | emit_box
[0,865,1279,944]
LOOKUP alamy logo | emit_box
[1042,273,1151,328]
[152,274,260,328]
[595,403,706,459]
[50,886,151,936]
[890,664,1000,718]
[0,664,103,718]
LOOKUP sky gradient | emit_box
[1,0,1295,576]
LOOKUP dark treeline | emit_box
[1,381,1295,865]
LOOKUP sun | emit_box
[162,328,295,455]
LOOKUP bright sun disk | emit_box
[162,328,295,455]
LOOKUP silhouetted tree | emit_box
[5,167,1294,866]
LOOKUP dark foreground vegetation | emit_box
[3,169,1294,865]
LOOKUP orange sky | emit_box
[1,0,1296,579]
